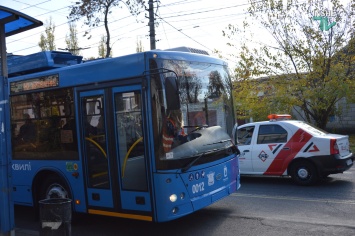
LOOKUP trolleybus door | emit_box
[112,85,151,212]
[80,90,114,208]
[80,86,151,214]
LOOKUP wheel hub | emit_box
[47,185,67,199]
[297,168,309,179]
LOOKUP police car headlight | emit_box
[169,194,177,202]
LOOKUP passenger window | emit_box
[10,88,78,160]
[237,126,255,145]
[257,125,287,144]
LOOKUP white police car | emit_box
[232,114,354,185]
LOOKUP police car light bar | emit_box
[268,114,292,121]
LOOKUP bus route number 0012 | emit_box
[192,182,205,194]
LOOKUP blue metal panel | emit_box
[11,185,32,205]
[8,52,146,88]
[7,51,83,76]
[146,50,227,66]
[11,159,87,212]
[153,172,194,222]
[6,49,226,88]
[153,156,238,222]
[6,49,227,91]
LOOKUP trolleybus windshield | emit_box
[151,59,237,170]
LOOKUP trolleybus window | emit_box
[114,91,147,191]
[81,95,110,189]
[11,88,78,160]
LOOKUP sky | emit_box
[2,0,351,68]
[3,0,250,64]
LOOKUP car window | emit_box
[257,124,287,144]
[237,126,255,145]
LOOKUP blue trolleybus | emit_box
[8,47,240,222]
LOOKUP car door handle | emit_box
[243,150,250,152]
[282,147,290,150]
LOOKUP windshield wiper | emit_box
[181,147,224,172]
[181,152,206,172]
[205,139,240,155]
[183,125,208,133]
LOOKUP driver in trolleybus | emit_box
[162,108,187,152]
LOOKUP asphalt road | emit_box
[14,167,355,236]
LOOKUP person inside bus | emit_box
[162,108,186,152]
[85,119,98,136]
[17,113,36,143]
[62,117,78,151]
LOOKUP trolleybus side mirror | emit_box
[165,76,180,110]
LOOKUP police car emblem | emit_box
[258,151,268,162]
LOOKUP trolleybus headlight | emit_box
[169,194,177,202]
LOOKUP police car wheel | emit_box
[290,161,318,186]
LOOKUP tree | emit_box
[65,22,81,56]
[178,75,202,104]
[69,0,145,58]
[224,0,355,129]
[98,35,112,58]
[38,17,56,51]
[136,39,144,52]
[207,71,225,99]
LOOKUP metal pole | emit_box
[0,23,14,236]
[148,0,156,50]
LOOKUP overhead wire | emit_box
[153,0,250,59]
[12,0,52,11]
[155,14,213,52]
[161,2,251,19]
[8,0,149,55]
[8,0,253,57]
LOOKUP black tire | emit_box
[37,175,78,223]
[34,174,72,221]
[39,175,71,200]
[290,161,319,186]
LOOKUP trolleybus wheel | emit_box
[34,174,72,221]
[40,175,71,200]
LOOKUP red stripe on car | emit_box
[264,129,313,175]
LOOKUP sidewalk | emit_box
[14,228,39,236]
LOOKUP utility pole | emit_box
[148,0,156,50]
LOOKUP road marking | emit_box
[231,193,355,205]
